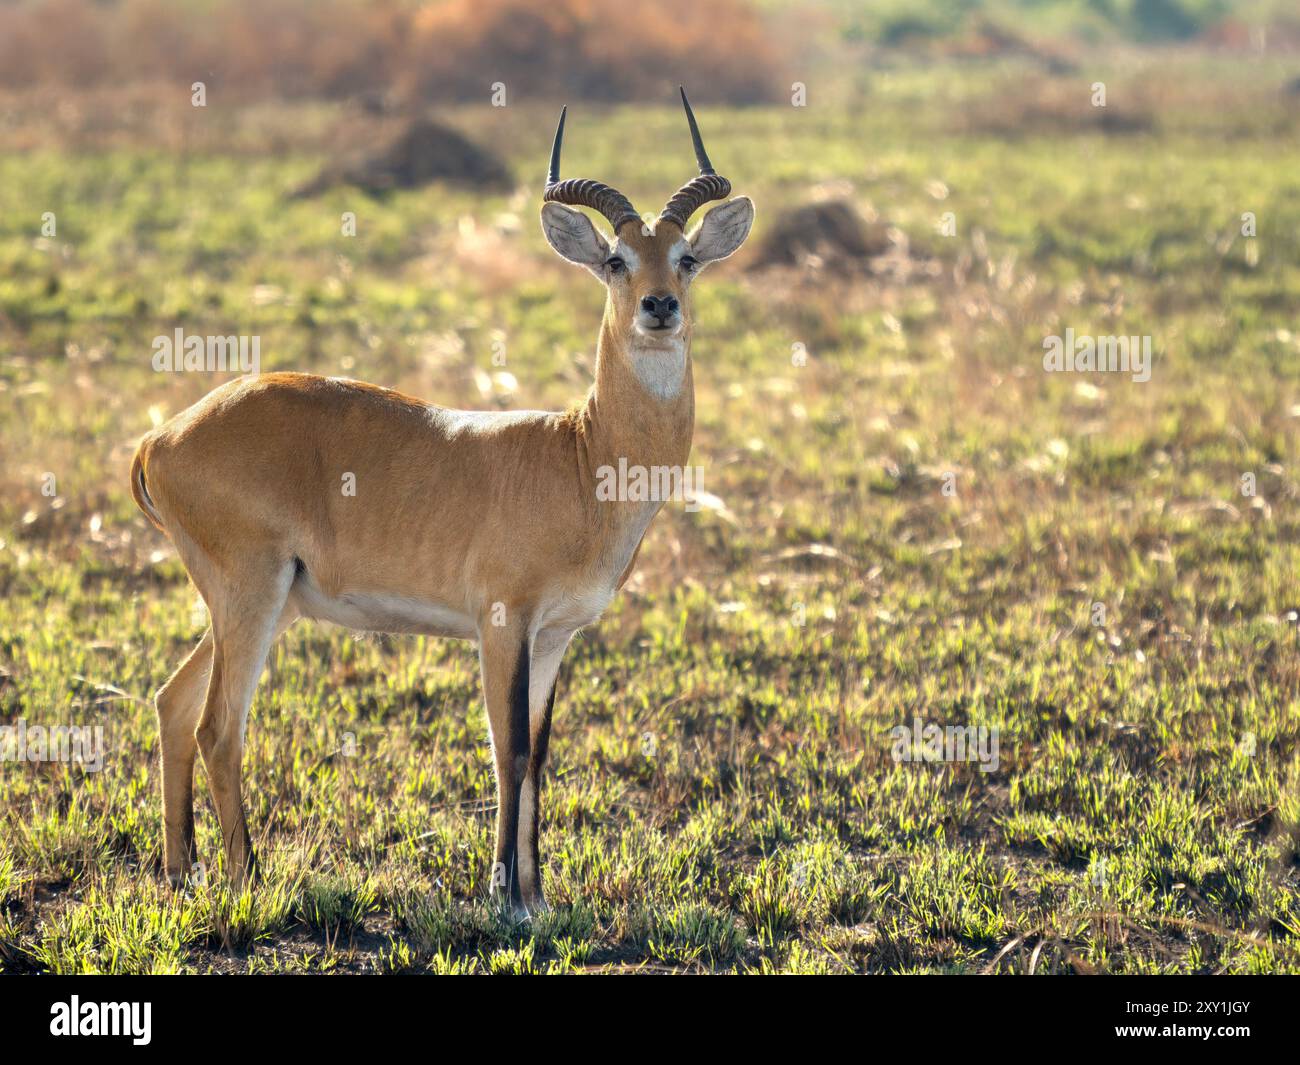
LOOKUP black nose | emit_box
[640,294,679,324]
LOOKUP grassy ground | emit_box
[2,56,1299,973]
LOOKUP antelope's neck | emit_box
[579,317,696,478]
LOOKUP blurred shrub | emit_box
[405,0,781,102]
[0,0,782,104]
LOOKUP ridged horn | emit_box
[659,87,732,228]
[542,106,640,232]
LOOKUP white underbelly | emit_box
[291,575,476,639]
[533,585,615,636]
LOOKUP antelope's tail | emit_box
[130,441,166,532]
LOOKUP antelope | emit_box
[130,89,754,917]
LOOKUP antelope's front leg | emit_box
[478,619,532,918]
[516,628,573,914]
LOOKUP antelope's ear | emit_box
[688,197,754,263]
[541,202,608,269]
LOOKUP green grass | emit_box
[1,55,1299,973]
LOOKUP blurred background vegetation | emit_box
[1,0,1299,104]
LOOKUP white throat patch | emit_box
[628,339,687,401]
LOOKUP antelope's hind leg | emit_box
[155,628,214,885]
[195,559,298,887]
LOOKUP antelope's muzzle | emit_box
[639,294,681,331]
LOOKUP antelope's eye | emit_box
[678,255,700,271]
[604,257,626,273]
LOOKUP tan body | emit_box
[132,96,753,915]
[138,358,689,643]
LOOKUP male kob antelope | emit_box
[131,89,753,916]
